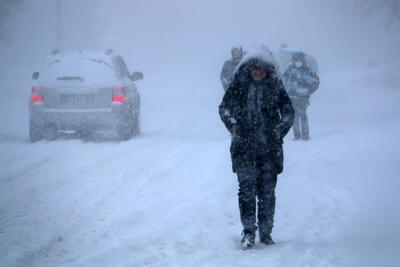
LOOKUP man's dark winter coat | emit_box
[219,56,295,174]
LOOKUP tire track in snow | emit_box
[0,152,59,183]
[1,139,147,266]
[11,137,192,265]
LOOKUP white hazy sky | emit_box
[2,0,400,73]
[0,0,399,120]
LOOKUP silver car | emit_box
[29,50,143,142]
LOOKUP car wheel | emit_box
[42,123,58,141]
[116,109,133,141]
[29,119,43,143]
[76,129,93,141]
[131,109,141,136]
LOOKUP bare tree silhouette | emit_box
[361,0,400,27]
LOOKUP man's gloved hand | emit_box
[275,130,281,140]
[232,126,237,136]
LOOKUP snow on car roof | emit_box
[45,50,115,66]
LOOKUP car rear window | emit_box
[40,56,118,85]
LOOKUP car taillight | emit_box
[112,86,125,103]
[31,86,43,103]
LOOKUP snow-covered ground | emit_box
[1,67,400,266]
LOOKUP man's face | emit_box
[250,66,267,81]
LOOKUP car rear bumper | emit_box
[29,103,128,131]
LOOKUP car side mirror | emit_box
[130,72,143,81]
[32,72,39,80]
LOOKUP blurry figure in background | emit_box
[219,46,294,249]
[220,46,245,91]
[283,52,319,140]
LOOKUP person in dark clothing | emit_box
[283,52,319,140]
[220,46,245,91]
[219,47,295,250]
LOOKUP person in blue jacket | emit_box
[283,52,319,140]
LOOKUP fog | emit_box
[1,0,399,135]
[0,1,399,133]
[1,1,400,265]
[3,0,400,70]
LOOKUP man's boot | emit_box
[241,229,255,250]
[260,234,275,246]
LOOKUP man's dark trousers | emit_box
[236,157,277,237]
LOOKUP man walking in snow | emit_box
[220,46,245,91]
[219,46,294,249]
[283,52,319,140]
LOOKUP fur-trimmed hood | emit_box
[234,45,280,86]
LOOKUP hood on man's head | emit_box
[235,45,279,78]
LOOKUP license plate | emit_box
[60,94,94,106]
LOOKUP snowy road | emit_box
[1,68,400,266]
